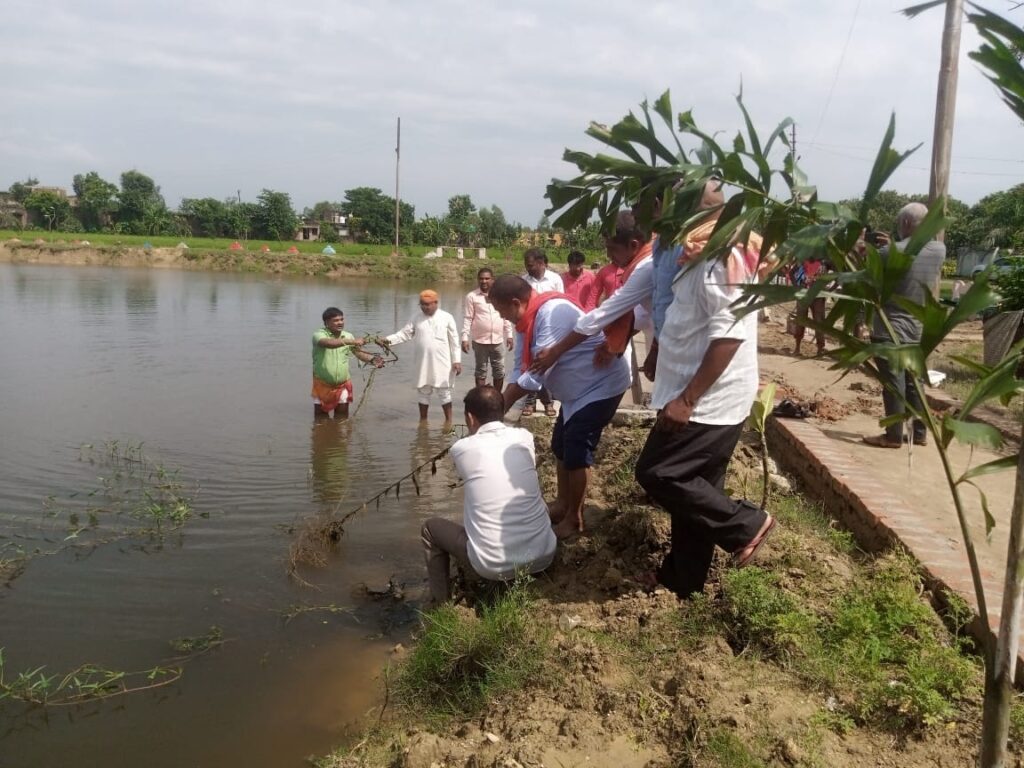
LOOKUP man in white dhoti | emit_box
[385,289,462,428]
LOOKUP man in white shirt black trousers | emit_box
[634,216,776,599]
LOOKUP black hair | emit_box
[523,247,548,265]
[477,267,494,278]
[322,307,343,322]
[567,250,586,266]
[464,385,505,424]
[489,274,532,304]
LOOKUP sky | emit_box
[2,0,1023,225]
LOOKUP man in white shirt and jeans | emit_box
[420,385,557,604]
[634,231,775,598]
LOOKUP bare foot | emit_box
[442,420,454,434]
[547,499,567,524]
[552,516,582,540]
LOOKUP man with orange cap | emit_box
[384,289,462,429]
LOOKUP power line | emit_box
[806,144,1024,176]
[804,140,1024,164]
[811,0,864,147]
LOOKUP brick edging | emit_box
[766,413,1023,686]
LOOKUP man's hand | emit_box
[452,362,462,376]
[529,346,559,375]
[643,348,659,382]
[655,396,693,433]
[351,337,366,346]
[461,340,470,354]
[506,338,514,352]
[377,337,391,349]
[371,355,385,369]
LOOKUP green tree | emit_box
[179,197,230,237]
[341,187,414,244]
[252,189,298,241]
[72,172,118,231]
[24,190,71,231]
[964,184,1024,251]
[477,204,515,247]
[8,176,38,204]
[412,215,447,245]
[117,170,166,234]
[840,190,972,255]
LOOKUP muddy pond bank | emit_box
[0,242,546,283]
[320,421,1022,768]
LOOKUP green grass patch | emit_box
[719,553,979,731]
[705,729,767,768]
[395,578,549,721]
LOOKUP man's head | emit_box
[419,289,439,316]
[896,202,929,240]
[523,248,548,279]
[488,274,533,324]
[604,210,646,268]
[322,307,345,334]
[463,385,505,433]
[567,250,586,277]
[477,268,494,293]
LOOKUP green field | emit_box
[0,230,604,265]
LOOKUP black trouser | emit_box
[873,347,925,442]
[635,420,766,598]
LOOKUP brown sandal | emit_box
[544,403,557,417]
[733,516,776,568]
[862,433,901,449]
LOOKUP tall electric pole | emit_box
[929,0,965,241]
[789,122,798,198]
[394,117,401,256]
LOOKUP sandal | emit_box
[544,403,557,417]
[520,404,535,418]
[733,516,776,568]
[862,433,902,449]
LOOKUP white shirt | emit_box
[573,255,654,336]
[514,299,631,422]
[652,257,758,425]
[522,269,564,295]
[385,309,461,389]
[450,421,557,580]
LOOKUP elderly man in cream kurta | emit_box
[385,289,462,428]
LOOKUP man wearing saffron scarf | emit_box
[489,275,630,538]
[634,181,774,600]
[384,289,462,430]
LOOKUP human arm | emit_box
[384,321,415,347]
[641,337,658,381]
[353,348,385,368]
[529,330,587,374]
[501,382,528,414]
[573,259,653,337]
[448,313,462,374]
[656,339,743,431]
[461,292,474,352]
[504,319,514,351]
[316,334,365,349]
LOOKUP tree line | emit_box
[6,170,1018,253]
[1,171,608,250]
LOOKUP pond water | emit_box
[0,264,482,767]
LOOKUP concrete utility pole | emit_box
[394,117,401,256]
[928,0,965,241]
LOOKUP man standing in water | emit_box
[312,307,384,419]
[384,289,462,429]
[461,268,513,391]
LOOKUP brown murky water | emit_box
[0,264,477,767]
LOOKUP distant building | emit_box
[295,210,350,242]
[0,193,28,228]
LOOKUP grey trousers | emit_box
[421,517,473,603]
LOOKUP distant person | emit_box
[420,386,556,604]
[312,307,384,419]
[562,250,598,311]
[594,259,624,306]
[862,202,946,449]
[520,248,562,417]
[489,275,630,538]
[384,289,461,429]
[461,268,513,391]
[790,258,828,356]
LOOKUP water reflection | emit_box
[309,418,351,505]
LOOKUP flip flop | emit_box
[733,516,776,569]
[544,404,558,417]
[862,434,901,449]
[520,405,535,418]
